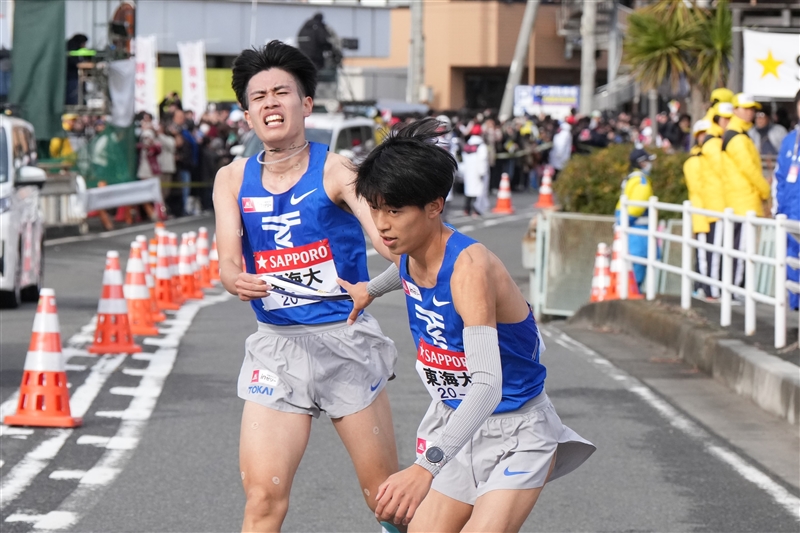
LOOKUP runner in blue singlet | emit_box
[340,118,596,533]
[213,41,402,533]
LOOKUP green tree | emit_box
[623,0,732,122]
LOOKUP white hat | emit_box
[692,119,711,136]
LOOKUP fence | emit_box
[619,195,800,349]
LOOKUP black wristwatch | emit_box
[424,446,445,465]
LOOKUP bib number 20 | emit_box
[438,387,457,399]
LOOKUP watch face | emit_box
[425,446,444,464]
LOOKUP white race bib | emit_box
[415,339,472,402]
[254,239,338,310]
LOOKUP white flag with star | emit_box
[743,29,800,99]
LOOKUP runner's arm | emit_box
[328,155,395,261]
[415,245,503,477]
[212,163,270,301]
[338,262,402,325]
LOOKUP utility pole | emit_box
[579,0,597,115]
[607,1,619,111]
[406,0,424,104]
[250,0,258,47]
[498,0,541,122]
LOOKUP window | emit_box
[334,127,352,153]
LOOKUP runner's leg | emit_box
[408,489,473,533]
[240,401,312,533]
[460,454,556,533]
[332,389,400,516]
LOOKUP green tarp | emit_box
[9,0,65,141]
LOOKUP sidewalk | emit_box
[570,296,799,425]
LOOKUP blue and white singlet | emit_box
[238,142,369,326]
[399,231,546,413]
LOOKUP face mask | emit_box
[199,123,210,135]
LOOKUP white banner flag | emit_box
[177,40,208,118]
[133,35,158,121]
[743,29,800,99]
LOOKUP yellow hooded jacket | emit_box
[721,116,770,216]
[699,124,727,217]
[682,145,710,233]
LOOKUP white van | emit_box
[0,115,46,308]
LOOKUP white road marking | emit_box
[64,364,88,372]
[76,435,137,450]
[544,326,800,522]
[0,353,125,511]
[0,430,72,511]
[33,292,232,530]
[6,513,47,523]
[49,470,86,480]
[0,427,34,437]
[0,460,4,468]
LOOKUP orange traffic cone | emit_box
[209,233,220,283]
[137,235,166,322]
[609,227,643,300]
[534,166,556,209]
[168,233,185,305]
[179,234,204,300]
[492,172,515,214]
[589,243,613,303]
[88,251,142,354]
[196,227,213,288]
[187,232,205,298]
[4,289,82,428]
[154,233,180,311]
[155,221,166,235]
[125,242,160,336]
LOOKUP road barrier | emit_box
[529,210,616,318]
[40,174,88,233]
[619,195,800,349]
[84,177,163,212]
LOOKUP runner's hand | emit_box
[374,465,433,526]
[235,273,270,301]
[337,278,374,325]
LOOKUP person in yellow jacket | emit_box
[615,148,656,287]
[684,119,722,299]
[698,102,734,296]
[722,93,772,288]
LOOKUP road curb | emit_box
[569,299,799,425]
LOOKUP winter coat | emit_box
[460,135,489,199]
[682,145,710,234]
[748,123,788,157]
[721,116,770,216]
[157,133,177,174]
[549,125,572,171]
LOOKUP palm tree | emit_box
[623,0,732,124]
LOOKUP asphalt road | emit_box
[0,194,798,532]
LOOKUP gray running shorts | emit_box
[238,312,397,419]
[416,391,596,505]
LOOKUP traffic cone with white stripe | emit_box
[609,227,643,300]
[168,233,185,306]
[155,233,180,311]
[4,289,82,428]
[492,172,515,214]
[88,251,142,354]
[589,243,613,303]
[196,227,213,288]
[209,233,220,283]
[179,234,204,300]
[137,235,166,322]
[187,232,205,298]
[125,242,160,336]
[534,166,556,209]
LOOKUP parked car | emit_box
[232,114,377,163]
[0,115,46,308]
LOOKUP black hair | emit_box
[231,40,317,109]
[795,89,800,107]
[355,118,457,209]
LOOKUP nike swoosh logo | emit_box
[503,467,531,477]
[432,296,450,307]
[370,379,383,392]
[290,188,317,205]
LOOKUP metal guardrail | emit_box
[83,178,163,212]
[619,195,800,349]
[40,174,88,232]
